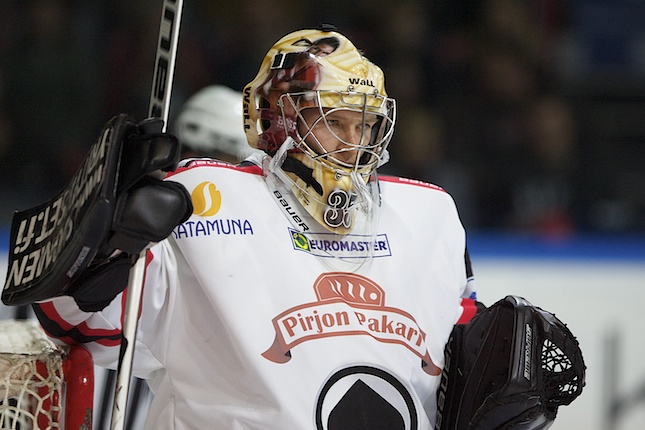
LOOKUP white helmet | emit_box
[175,85,258,161]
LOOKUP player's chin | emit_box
[328,151,359,167]
[313,153,357,168]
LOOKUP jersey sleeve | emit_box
[32,243,175,380]
[456,247,478,324]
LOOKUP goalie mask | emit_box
[243,27,396,237]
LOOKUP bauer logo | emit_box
[262,272,440,376]
[288,228,391,259]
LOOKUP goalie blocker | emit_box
[436,295,585,430]
[2,114,192,311]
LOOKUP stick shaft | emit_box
[149,0,184,130]
[110,257,146,430]
[110,1,184,429]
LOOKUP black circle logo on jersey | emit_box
[315,365,418,430]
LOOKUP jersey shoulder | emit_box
[165,158,263,179]
[378,174,446,193]
[378,174,458,215]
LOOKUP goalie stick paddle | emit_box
[110,1,184,429]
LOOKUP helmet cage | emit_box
[279,90,396,178]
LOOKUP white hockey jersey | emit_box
[36,157,477,430]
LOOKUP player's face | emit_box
[299,108,379,165]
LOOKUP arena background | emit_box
[1,0,645,429]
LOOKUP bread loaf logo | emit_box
[262,272,440,376]
[191,181,222,217]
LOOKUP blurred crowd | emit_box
[1,0,644,236]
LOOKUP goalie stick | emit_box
[110,1,184,429]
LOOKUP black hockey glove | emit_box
[2,114,192,311]
[435,295,585,430]
[68,175,192,312]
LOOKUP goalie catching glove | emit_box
[2,114,193,311]
[436,295,585,430]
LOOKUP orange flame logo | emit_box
[191,182,222,217]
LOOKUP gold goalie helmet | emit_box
[243,26,396,237]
